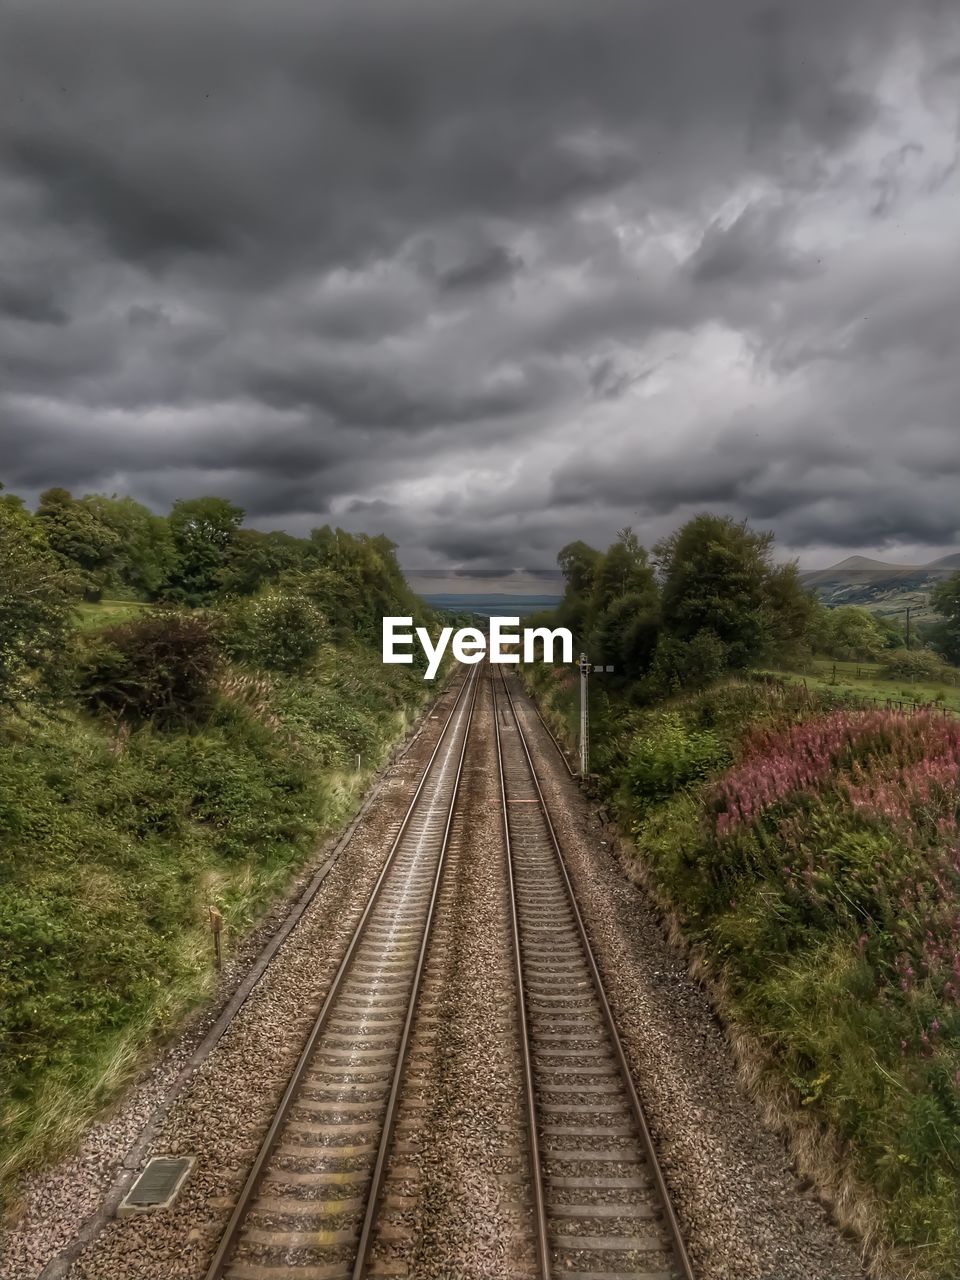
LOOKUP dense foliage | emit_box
[0,492,80,711]
[0,479,427,619]
[77,612,224,724]
[550,515,815,693]
[930,573,960,666]
[548,513,952,699]
[0,476,437,1209]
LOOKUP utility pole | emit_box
[579,652,589,777]
[905,606,911,651]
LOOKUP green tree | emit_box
[586,529,661,675]
[0,496,79,710]
[220,528,307,597]
[556,539,603,638]
[84,494,176,598]
[930,571,960,665]
[162,496,244,605]
[35,488,121,598]
[294,529,425,645]
[816,606,891,662]
[654,513,810,671]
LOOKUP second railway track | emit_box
[494,668,694,1280]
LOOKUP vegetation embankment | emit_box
[0,482,439,1213]
[523,513,960,1278]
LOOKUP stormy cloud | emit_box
[1,0,959,568]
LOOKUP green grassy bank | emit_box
[0,645,430,1212]
[764,655,960,718]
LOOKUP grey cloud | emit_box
[689,203,819,285]
[1,0,959,567]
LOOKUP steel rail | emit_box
[350,661,480,1276]
[496,666,696,1280]
[492,666,553,1280]
[204,663,480,1280]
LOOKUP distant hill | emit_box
[800,554,959,617]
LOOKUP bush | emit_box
[634,704,960,1273]
[880,648,949,681]
[77,610,221,725]
[624,711,728,806]
[220,591,325,673]
[647,628,729,696]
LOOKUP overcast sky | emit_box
[1,0,958,571]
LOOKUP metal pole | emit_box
[579,652,589,777]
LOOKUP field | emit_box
[764,656,960,717]
[74,599,150,631]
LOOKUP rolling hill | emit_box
[800,554,959,616]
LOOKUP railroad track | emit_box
[203,664,480,1280]
[203,659,693,1279]
[494,668,695,1280]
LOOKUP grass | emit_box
[74,599,151,632]
[0,642,431,1213]
[764,655,960,717]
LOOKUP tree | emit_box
[558,540,602,597]
[219,529,306,597]
[816,605,890,662]
[84,494,176,598]
[586,529,661,675]
[930,571,960,665]
[294,529,426,645]
[0,496,79,710]
[654,513,812,672]
[162,496,244,605]
[35,487,121,597]
[556,540,603,638]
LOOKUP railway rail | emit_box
[201,660,693,1279]
[203,665,480,1280]
[494,668,694,1280]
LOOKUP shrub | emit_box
[880,649,949,681]
[632,701,960,1272]
[77,610,221,725]
[219,590,325,673]
[625,711,728,806]
[647,628,729,696]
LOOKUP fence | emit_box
[748,671,959,720]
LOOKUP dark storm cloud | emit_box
[689,203,819,285]
[1,0,959,566]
